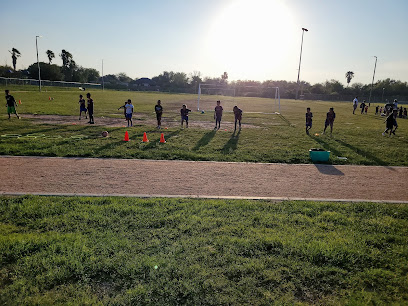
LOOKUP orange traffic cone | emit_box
[142,132,149,143]
[18,99,22,104]
[159,133,166,143]
[123,131,129,141]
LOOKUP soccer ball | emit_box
[101,131,109,137]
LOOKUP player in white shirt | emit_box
[353,96,358,114]
[125,99,134,127]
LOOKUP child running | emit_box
[86,93,94,124]
[233,105,242,131]
[155,100,163,129]
[214,100,223,130]
[323,107,336,135]
[78,94,87,120]
[305,107,313,134]
[180,104,191,128]
[5,90,19,119]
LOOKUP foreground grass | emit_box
[1,196,407,304]
[1,85,408,165]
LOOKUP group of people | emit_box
[353,97,370,115]
[305,107,336,135]
[78,93,94,124]
[5,89,403,138]
[115,99,243,131]
[352,96,404,136]
[179,100,242,131]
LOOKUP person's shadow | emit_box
[221,128,241,154]
[314,164,344,176]
[193,130,216,151]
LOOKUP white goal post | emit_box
[197,83,236,111]
[197,83,280,113]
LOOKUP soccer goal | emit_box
[197,83,235,111]
[197,83,280,113]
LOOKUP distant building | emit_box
[132,78,155,87]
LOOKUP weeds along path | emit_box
[1,156,407,202]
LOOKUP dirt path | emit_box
[21,114,259,130]
[1,156,407,203]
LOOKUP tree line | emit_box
[2,48,100,83]
[2,48,408,101]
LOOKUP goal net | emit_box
[197,83,235,111]
[197,83,280,114]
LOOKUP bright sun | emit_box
[205,0,297,80]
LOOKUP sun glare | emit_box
[205,0,296,80]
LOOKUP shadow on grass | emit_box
[221,129,241,154]
[277,114,291,126]
[308,134,344,160]
[193,130,216,151]
[314,164,344,176]
[334,138,394,169]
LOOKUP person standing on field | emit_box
[214,100,223,130]
[305,107,313,135]
[86,92,94,124]
[360,100,366,114]
[78,94,87,120]
[5,90,19,119]
[353,96,358,114]
[323,107,336,135]
[180,104,191,128]
[125,99,134,127]
[155,100,163,129]
[233,105,242,131]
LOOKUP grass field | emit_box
[1,86,407,304]
[1,196,407,304]
[1,85,407,165]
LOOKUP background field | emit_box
[1,85,407,165]
[1,196,407,305]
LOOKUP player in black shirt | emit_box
[86,93,94,124]
[155,100,163,129]
[5,90,19,119]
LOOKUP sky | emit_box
[1,0,408,86]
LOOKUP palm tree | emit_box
[9,48,21,71]
[46,50,55,64]
[345,71,354,87]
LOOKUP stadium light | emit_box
[295,28,308,100]
[382,87,385,102]
[368,56,377,106]
[102,59,104,91]
[36,35,42,92]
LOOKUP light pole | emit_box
[102,59,104,91]
[35,35,42,92]
[381,87,385,102]
[295,27,308,100]
[368,56,377,106]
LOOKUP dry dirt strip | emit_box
[0,156,407,203]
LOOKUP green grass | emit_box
[1,84,408,165]
[0,195,407,304]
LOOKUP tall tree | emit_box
[60,50,75,68]
[9,48,21,71]
[189,71,202,91]
[59,50,76,81]
[221,72,228,84]
[46,50,55,64]
[345,71,354,87]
